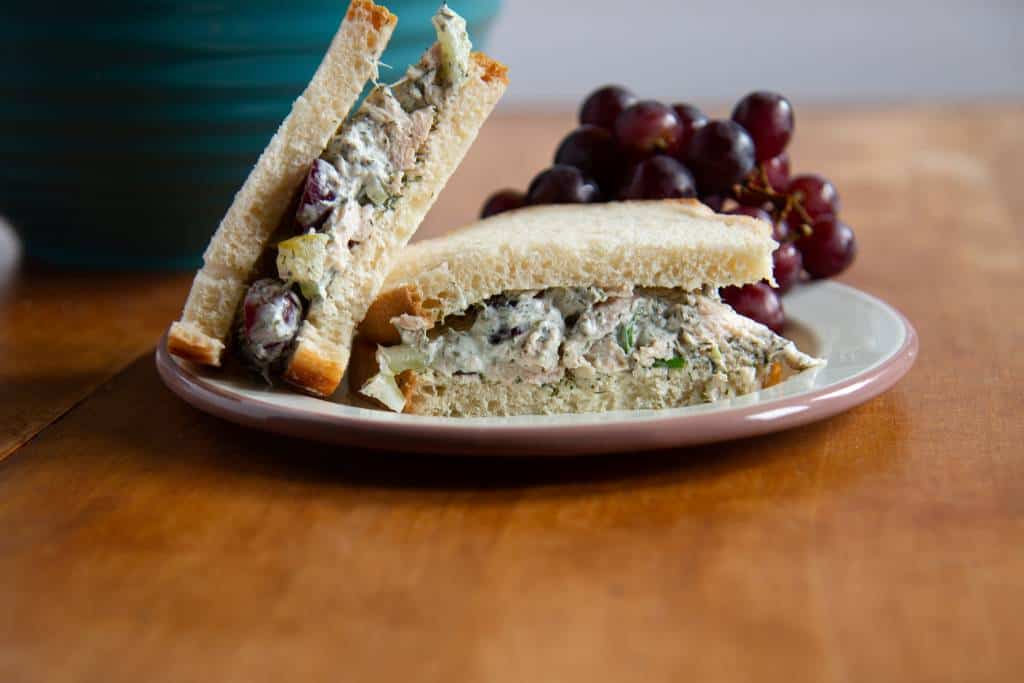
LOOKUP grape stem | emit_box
[733,164,815,239]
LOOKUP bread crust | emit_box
[359,285,428,345]
[470,52,509,84]
[167,322,223,366]
[346,0,396,31]
[284,341,345,398]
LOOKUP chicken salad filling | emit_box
[236,5,472,377]
[361,285,824,412]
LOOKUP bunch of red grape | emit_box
[479,86,857,332]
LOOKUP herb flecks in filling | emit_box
[236,6,473,379]
[362,286,823,412]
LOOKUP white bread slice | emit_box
[284,52,509,396]
[358,199,776,345]
[385,364,810,417]
[168,0,397,366]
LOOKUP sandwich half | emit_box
[351,200,823,416]
[167,1,508,396]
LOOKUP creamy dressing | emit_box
[371,286,822,408]
[428,295,567,384]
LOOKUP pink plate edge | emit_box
[156,292,919,457]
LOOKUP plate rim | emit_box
[156,281,919,456]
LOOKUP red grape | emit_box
[619,156,696,200]
[615,101,684,158]
[527,165,601,205]
[296,159,341,229]
[773,217,793,242]
[787,174,840,222]
[701,194,725,212]
[772,242,803,293]
[762,153,790,191]
[726,205,772,223]
[670,103,708,157]
[797,216,856,278]
[554,124,620,191]
[721,282,785,334]
[579,85,637,131]
[481,189,526,219]
[731,91,794,161]
[239,279,303,369]
[733,185,770,209]
[685,120,756,195]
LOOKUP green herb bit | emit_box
[653,356,687,370]
[617,320,636,354]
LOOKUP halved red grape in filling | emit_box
[238,279,303,378]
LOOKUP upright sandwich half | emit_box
[168,1,508,396]
[351,200,823,416]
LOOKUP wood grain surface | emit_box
[0,256,191,459]
[1,107,1022,682]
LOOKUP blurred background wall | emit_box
[486,0,1024,105]
[3,0,1021,268]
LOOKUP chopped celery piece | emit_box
[433,4,471,86]
[276,233,329,300]
[378,345,427,374]
[360,371,406,413]
[363,175,391,207]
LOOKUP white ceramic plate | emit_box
[157,281,917,456]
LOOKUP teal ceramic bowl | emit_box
[0,1,500,269]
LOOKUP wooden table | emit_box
[2,107,1022,682]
